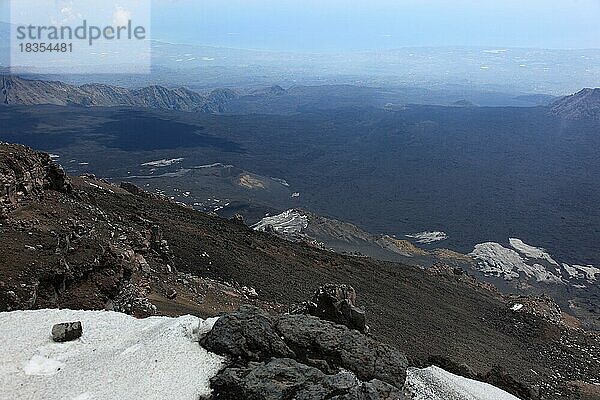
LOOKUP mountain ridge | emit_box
[0,75,230,111]
[550,87,600,119]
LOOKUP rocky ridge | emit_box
[202,305,409,399]
[550,88,600,120]
[0,143,277,317]
[0,76,233,112]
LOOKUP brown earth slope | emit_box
[0,143,598,400]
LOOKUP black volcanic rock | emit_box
[304,284,367,333]
[550,88,600,120]
[201,306,408,389]
[275,314,408,388]
[210,358,407,400]
[201,306,295,361]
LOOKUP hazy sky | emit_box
[2,0,600,51]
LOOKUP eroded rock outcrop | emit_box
[202,306,409,399]
[210,358,406,400]
[304,284,367,333]
[0,143,71,218]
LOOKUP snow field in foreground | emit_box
[405,365,521,400]
[0,309,224,400]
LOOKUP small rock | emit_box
[166,289,177,299]
[241,286,258,299]
[52,321,82,342]
[229,213,246,225]
[307,284,367,332]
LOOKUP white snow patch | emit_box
[141,158,184,167]
[509,238,558,266]
[72,392,93,400]
[194,163,232,169]
[87,182,114,194]
[406,231,448,244]
[405,365,521,400]
[564,264,600,282]
[471,239,597,285]
[511,304,524,312]
[469,242,562,283]
[23,354,65,376]
[252,209,308,234]
[271,177,290,187]
[0,309,224,400]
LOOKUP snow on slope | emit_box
[252,209,308,234]
[470,238,599,285]
[563,263,600,282]
[405,231,448,244]
[508,238,559,266]
[0,310,224,400]
[469,242,563,283]
[405,366,521,400]
[141,158,184,167]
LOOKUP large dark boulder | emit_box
[306,284,367,333]
[210,358,408,400]
[201,306,295,361]
[201,306,408,389]
[276,314,407,388]
[483,366,538,400]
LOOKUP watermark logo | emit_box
[10,0,151,74]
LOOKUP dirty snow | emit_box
[0,309,224,400]
[271,177,290,187]
[470,238,598,285]
[141,158,184,167]
[406,231,448,244]
[194,163,233,169]
[87,182,114,194]
[469,242,562,283]
[509,238,559,266]
[405,366,521,400]
[252,209,308,234]
[563,263,600,282]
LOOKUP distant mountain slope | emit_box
[0,75,561,116]
[550,88,600,119]
[0,75,213,111]
[252,209,469,267]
